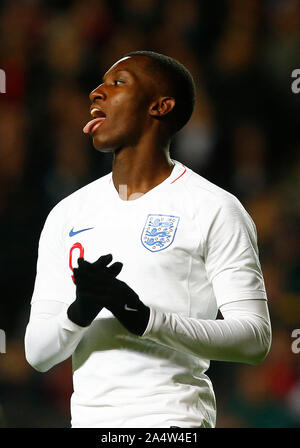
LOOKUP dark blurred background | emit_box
[0,0,299,428]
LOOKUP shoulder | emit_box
[183,164,236,204]
[43,173,111,226]
[176,161,256,233]
[179,162,245,213]
[59,172,111,208]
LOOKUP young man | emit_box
[25,51,271,428]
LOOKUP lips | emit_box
[83,106,106,135]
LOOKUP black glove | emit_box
[100,276,151,336]
[70,255,150,336]
[67,254,123,327]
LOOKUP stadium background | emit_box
[0,0,299,428]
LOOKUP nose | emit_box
[89,83,106,103]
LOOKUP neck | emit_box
[111,139,174,201]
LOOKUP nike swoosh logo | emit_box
[124,304,138,312]
[69,227,94,237]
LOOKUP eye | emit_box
[113,79,124,86]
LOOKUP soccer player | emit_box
[25,51,272,428]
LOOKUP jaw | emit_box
[92,139,117,153]
[91,121,135,153]
[90,107,149,153]
[92,131,121,153]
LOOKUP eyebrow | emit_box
[102,69,134,82]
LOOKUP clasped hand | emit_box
[67,254,150,336]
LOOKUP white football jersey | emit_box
[31,159,267,428]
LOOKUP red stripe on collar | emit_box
[170,165,187,184]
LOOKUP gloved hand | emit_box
[69,255,150,335]
[100,276,151,336]
[67,254,123,327]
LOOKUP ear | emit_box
[149,97,176,118]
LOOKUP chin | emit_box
[92,136,117,153]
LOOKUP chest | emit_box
[65,201,203,278]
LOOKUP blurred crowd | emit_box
[0,0,299,428]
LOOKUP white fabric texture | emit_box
[24,160,271,428]
[25,299,271,371]
[25,301,87,372]
[141,299,271,364]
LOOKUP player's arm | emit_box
[69,263,271,365]
[25,203,89,372]
[25,204,124,372]
[25,301,89,372]
[68,264,271,365]
[140,298,271,365]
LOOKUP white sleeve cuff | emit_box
[140,306,165,338]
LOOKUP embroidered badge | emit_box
[141,214,180,252]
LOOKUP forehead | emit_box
[104,55,152,80]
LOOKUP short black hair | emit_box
[125,50,196,135]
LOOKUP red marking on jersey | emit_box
[170,165,187,184]
[69,242,84,284]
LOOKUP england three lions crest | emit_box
[141,214,180,252]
